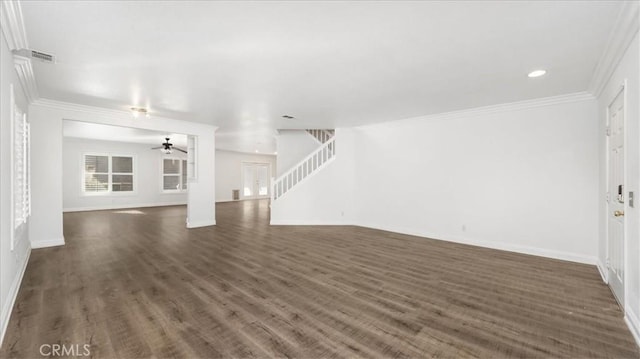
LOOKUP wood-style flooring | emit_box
[1,199,638,358]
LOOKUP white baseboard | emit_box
[597,260,608,283]
[63,201,187,212]
[31,237,65,249]
[186,220,216,228]
[0,246,31,348]
[270,220,350,226]
[355,222,597,265]
[625,307,640,348]
[217,198,269,203]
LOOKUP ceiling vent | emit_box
[12,49,56,64]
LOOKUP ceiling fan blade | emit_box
[151,146,163,149]
[173,147,188,153]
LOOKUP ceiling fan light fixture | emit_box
[527,69,547,78]
[131,107,149,118]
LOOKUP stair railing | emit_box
[272,136,336,200]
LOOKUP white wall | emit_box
[215,150,276,202]
[276,130,319,176]
[0,29,31,346]
[63,137,187,211]
[271,128,356,225]
[353,97,599,264]
[597,31,639,340]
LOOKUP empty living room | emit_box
[1,0,640,358]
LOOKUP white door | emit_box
[607,88,625,307]
[242,163,270,199]
[256,164,269,196]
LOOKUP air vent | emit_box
[282,115,295,119]
[11,48,56,63]
[30,50,55,63]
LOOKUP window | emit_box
[162,158,188,192]
[83,154,134,194]
[12,84,30,245]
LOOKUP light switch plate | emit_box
[629,191,634,208]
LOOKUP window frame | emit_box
[81,153,136,196]
[161,157,188,193]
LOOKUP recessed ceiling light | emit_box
[527,70,547,78]
[255,149,259,153]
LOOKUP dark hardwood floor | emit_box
[1,199,638,358]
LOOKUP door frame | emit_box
[604,79,628,311]
[240,161,271,200]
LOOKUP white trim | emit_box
[216,198,264,203]
[31,238,65,249]
[270,220,351,226]
[588,1,640,97]
[63,201,187,213]
[12,55,38,103]
[0,246,30,348]
[597,260,608,283]
[186,219,216,228]
[0,0,28,51]
[625,308,640,348]
[355,222,597,265]
[378,92,595,126]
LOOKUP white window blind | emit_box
[10,84,30,251]
[163,158,188,191]
[84,155,109,192]
[112,156,133,192]
[13,109,30,229]
[83,154,134,193]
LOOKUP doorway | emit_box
[606,85,626,308]
[242,162,270,199]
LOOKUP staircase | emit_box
[272,129,336,200]
[306,129,335,144]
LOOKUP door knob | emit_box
[614,210,625,217]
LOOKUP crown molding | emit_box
[588,1,639,97]
[0,0,28,51]
[1,1,37,104]
[393,92,595,125]
[13,55,38,103]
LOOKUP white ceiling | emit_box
[63,120,188,148]
[22,1,621,153]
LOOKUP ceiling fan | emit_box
[152,138,187,154]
